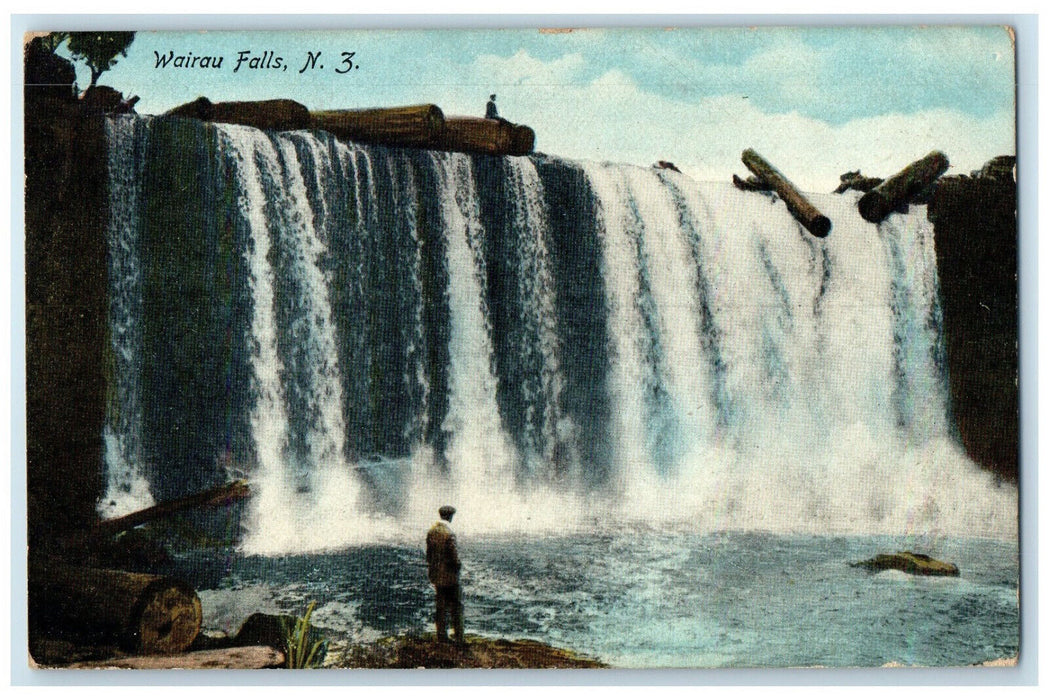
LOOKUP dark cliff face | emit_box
[25,41,109,544]
[929,174,1018,482]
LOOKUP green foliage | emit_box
[280,601,327,669]
[39,32,69,53]
[66,31,135,87]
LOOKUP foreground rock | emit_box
[336,634,606,669]
[851,551,960,577]
[66,645,283,669]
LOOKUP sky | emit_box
[58,25,1016,192]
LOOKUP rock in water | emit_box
[851,551,960,577]
[233,612,298,650]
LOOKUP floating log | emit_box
[858,151,949,223]
[165,96,311,131]
[741,149,832,238]
[29,561,202,654]
[310,104,445,148]
[90,479,250,539]
[435,116,535,156]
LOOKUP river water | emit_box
[190,531,1017,668]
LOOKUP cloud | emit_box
[457,51,1014,192]
[473,49,586,86]
[616,26,1015,125]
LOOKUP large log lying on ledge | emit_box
[165,98,536,156]
[165,96,310,131]
[858,150,949,223]
[740,149,832,238]
[29,561,202,654]
[310,104,445,148]
[435,116,536,156]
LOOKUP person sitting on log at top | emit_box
[485,94,510,124]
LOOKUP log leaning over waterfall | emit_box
[309,104,445,148]
[90,479,250,539]
[435,116,536,156]
[29,562,202,654]
[165,97,311,131]
[858,151,950,223]
[740,149,832,238]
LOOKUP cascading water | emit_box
[102,114,1016,552]
[101,116,155,518]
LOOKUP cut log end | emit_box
[136,581,202,654]
[807,215,832,238]
[858,192,889,224]
[30,562,203,656]
[510,125,536,156]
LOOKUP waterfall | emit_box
[102,115,1016,549]
[101,116,155,518]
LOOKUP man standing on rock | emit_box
[426,505,464,645]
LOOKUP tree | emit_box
[38,32,69,53]
[66,32,135,88]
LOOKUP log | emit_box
[654,160,681,173]
[732,173,774,192]
[68,646,285,669]
[166,99,535,156]
[741,149,832,238]
[833,170,883,194]
[310,104,445,148]
[435,116,535,156]
[90,479,250,539]
[165,97,311,131]
[510,124,536,156]
[29,561,202,654]
[858,151,949,223]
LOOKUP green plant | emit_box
[280,601,327,669]
[66,32,135,87]
[39,32,69,53]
